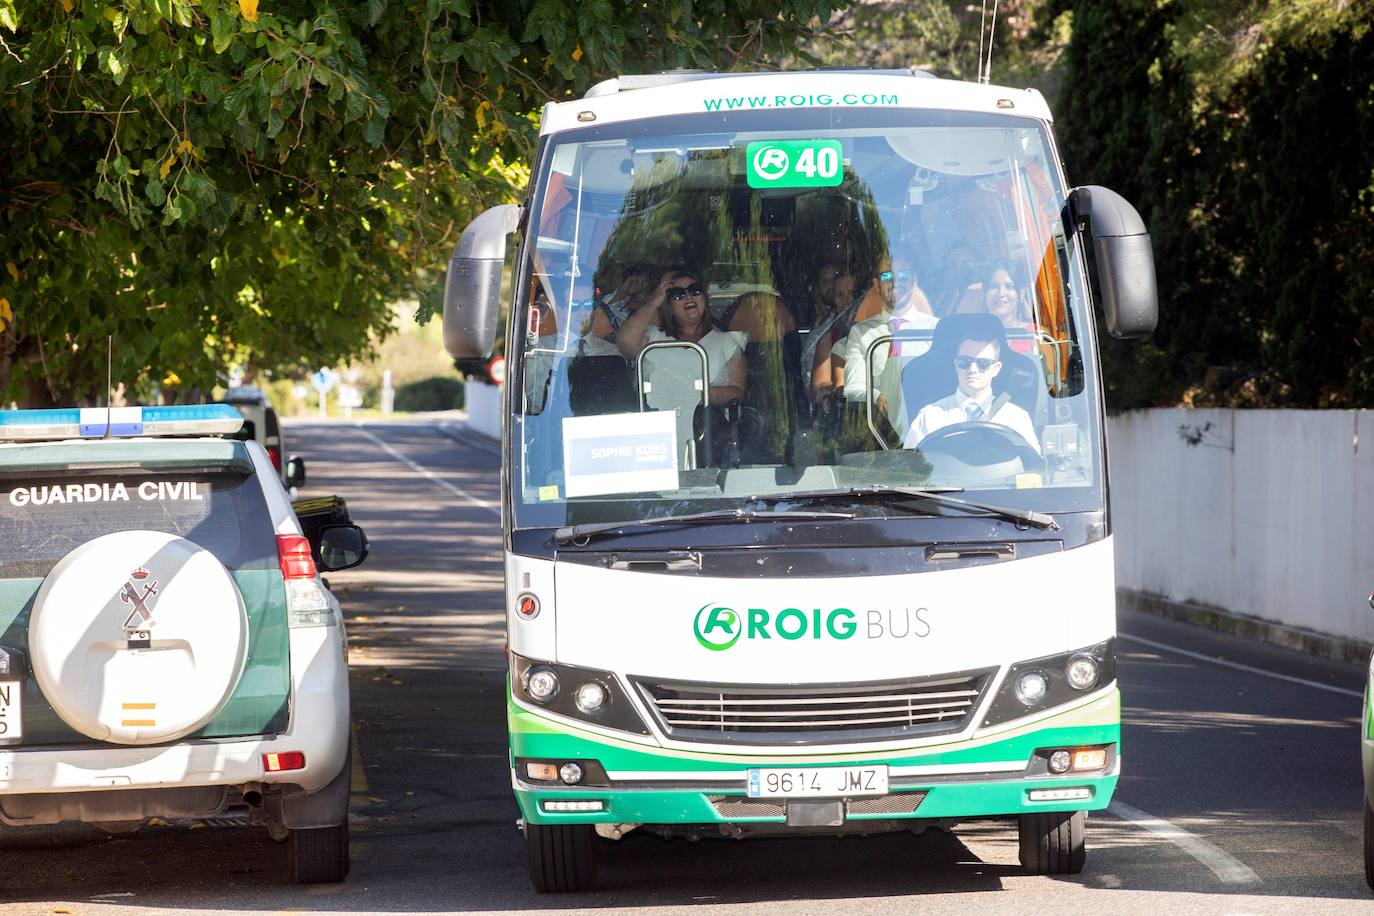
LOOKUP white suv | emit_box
[0,405,363,883]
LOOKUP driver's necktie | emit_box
[965,402,984,421]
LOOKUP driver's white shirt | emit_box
[904,389,1040,452]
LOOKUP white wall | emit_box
[464,381,503,440]
[1108,408,1374,645]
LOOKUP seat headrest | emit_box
[931,312,1007,353]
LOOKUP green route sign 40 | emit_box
[745,140,845,189]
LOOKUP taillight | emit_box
[278,534,333,628]
[263,751,306,772]
[277,534,317,580]
[267,445,282,471]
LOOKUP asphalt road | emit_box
[1,417,1370,915]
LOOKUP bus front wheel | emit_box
[525,822,597,892]
[1018,810,1086,875]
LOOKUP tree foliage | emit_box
[1055,0,1374,408]
[810,0,1070,89]
[0,0,836,406]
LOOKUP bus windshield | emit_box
[512,107,1101,531]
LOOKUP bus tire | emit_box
[289,822,350,884]
[525,822,597,892]
[1364,798,1374,890]
[1018,810,1086,875]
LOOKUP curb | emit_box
[1119,588,1372,666]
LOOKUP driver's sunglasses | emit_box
[955,356,997,371]
[666,284,704,301]
[879,270,913,283]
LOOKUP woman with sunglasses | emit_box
[617,267,747,407]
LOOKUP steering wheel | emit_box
[914,421,1045,475]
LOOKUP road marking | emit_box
[356,426,500,517]
[1119,632,1363,700]
[1107,800,1261,885]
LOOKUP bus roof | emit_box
[539,69,1052,136]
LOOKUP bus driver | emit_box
[903,331,1040,452]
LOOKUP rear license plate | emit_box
[0,680,21,741]
[747,765,888,798]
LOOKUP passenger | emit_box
[932,240,980,316]
[801,261,856,402]
[834,255,937,428]
[903,330,1039,452]
[617,267,746,407]
[589,263,658,344]
[523,286,619,415]
[980,260,1039,354]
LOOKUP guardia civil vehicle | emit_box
[444,69,1158,892]
[0,405,366,883]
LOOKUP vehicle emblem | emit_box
[120,567,159,630]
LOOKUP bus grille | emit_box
[633,670,993,745]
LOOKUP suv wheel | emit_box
[290,821,350,884]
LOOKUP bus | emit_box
[443,69,1157,892]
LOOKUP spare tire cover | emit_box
[30,530,249,745]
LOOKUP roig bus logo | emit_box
[693,603,741,651]
[750,145,790,182]
[693,601,931,651]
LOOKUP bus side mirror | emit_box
[443,203,523,359]
[1068,186,1158,339]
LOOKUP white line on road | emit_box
[1106,800,1261,885]
[356,426,501,518]
[1119,632,1363,699]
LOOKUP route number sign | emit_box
[746,140,844,189]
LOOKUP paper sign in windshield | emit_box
[562,411,678,498]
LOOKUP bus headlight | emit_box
[510,653,650,735]
[575,681,608,714]
[525,667,560,702]
[982,639,1116,728]
[1065,655,1100,690]
[1015,671,1049,705]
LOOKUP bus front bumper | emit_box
[512,691,1120,827]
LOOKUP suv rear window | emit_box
[0,471,277,579]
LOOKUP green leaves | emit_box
[0,0,839,404]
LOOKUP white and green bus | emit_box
[443,69,1157,892]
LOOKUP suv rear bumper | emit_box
[0,625,348,797]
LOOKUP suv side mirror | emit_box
[1067,185,1158,339]
[319,524,368,572]
[444,203,522,358]
[285,456,307,488]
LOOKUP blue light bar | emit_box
[0,405,245,442]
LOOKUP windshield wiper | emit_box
[749,485,1059,531]
[553,506,855,545]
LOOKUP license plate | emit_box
[747,765,888,798]
[0,680,20,741]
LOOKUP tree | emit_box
[1056,0,1374,408]
[809,0,1069,91]
[0,0,837,406]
